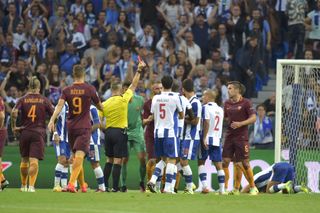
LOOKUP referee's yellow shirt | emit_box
[100,89,133,129]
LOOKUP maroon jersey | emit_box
[61,82,100,130]
[143,99,154,141]
[224,97,255,139]
[15,93,54,133]
[0,96,5,129]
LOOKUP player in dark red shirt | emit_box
[222,81,258,195]
[48,65,103,193]
[0,96,8,191]
[142,82,162,183]
[11,77,54,192]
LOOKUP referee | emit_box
[100,60,146,192]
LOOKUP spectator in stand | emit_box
[8,20,29,57]
[48,4,66,29]
[43,47,59,70]
[192,13,210,63]
[159,0,184,28]
[32,25,51,60]
[1,2,22,35]
[105,0,120,27]
[234,33,261,98]
[84,1,96,29]
[134,8,153,49]
[0,34,18,65]
[6,60,29,93]
[70,0,85,15]
[26,43,41,71]
[177,30,201,65]
[194,0,217,23]
[287,0,307,59]
[59,42,80,76]
[84,37,108,65]
[305,0,320,50]
[47,64,63,105]
[226,4,246,57]
[115,11,134,43]
[250,104,274,149]
[211,23,234,61]
[213,75,229,105]
[211,49,223,73]
[263,92,276,117]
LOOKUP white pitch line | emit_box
[0,205,139,213]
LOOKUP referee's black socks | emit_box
[112,164,121,191]
[104,162,113,188]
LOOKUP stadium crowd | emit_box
[0,0,319,192]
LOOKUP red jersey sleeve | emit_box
[90,86,100,105]
[45,98,54,116]
[143,100,151,119]
[60,87,67,100]
[245,99,255,117]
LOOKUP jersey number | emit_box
[159,103,166,119]
[214,115,220,131]
[72,97,82,115]
[27,105,37,122]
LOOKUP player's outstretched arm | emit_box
[128,58,147,92]
[48,99,65,133]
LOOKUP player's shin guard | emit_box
[244,167,255,188]
[223,167,229,190]
[140,162,146,183]
[28,160,39,187]
[164,163,175,193]
[103,162,113,188]
[146,160,155,181]
[112,164,121,191]
[217,170,225,193]
[20,162,29,186]
[198,165,208,190]
[61,167,68,189]
[69,156,83,185]
[94,166,106,191]
[77,166,86,187]
[120,163,127,187]
[150,160,166,184]
[234,165,242,190]
[54,163,64,187]
[182,165,193,190]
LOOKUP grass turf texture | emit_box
[0,189,319,213]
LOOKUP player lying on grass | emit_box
[242,162,311,194]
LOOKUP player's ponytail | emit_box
[29,76,41,90]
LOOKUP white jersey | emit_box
[202,102,224,146]
[151,92,183,138]
[90,105,101,145]
[184,95,202,140]
[54,103,68,142]
[174,93,192,137]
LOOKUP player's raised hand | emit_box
[137,56,147,72]
[230,121,243,129]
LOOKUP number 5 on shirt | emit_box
[160,103,166,119]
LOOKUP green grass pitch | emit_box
[0,189,319,213]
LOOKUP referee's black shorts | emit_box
[104,128,128,158]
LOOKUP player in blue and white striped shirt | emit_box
[180,79,202,194]
[87,105,106,192]
[242,162,311,194]
[53,103,70,192]
[198,90,225,194]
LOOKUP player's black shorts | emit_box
[104,128,128,158]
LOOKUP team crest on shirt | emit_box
[238,106,242,110]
